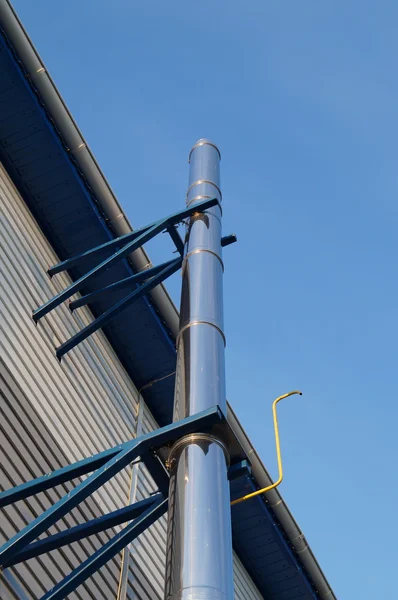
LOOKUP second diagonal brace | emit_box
[56,256,182,359]
[3,495,162,567]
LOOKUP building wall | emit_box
[0,163,263,600]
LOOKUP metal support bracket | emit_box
[0,404,249,599]
[31,198,236,359]
[0,406,224,600]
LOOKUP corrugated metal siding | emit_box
[126,405,168,600]
[234,552,265,600]
[0,160,139,599]
[0,358,124,600]
[0,162,262,600]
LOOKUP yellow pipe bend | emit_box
[230,390,302,506]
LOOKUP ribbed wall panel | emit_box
[0,161,138,600]
[0,162,262,600]
[124,404,168,600]
[233,552,265,600]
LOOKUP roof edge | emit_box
[0,0,179,339]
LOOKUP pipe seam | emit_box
[168,434,230,468]
[176,320,226,348]
[186,179,223,201]
[182,248,224,272]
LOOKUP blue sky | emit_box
[12,1,398,597]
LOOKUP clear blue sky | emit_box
[13,1,398,598]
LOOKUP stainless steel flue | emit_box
[165,140,233,600]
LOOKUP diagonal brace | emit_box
[41,496,168,600]
[47,223,153,277]
[56,256,182,359]
[0,445,122,508]
[69,259,177,311]
[3,494,162,567]
[0,440,141,566]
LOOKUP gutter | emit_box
[0,0,179,339]
[0,2,336,598]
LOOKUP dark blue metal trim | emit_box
[4,495,162,567]
[41,496,168,600]
[228,460,252,481]
[56,257,183,359]
[265,500,319,599]
[235,476,319,599]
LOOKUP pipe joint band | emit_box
[186,179,222,201]
[167,433,230,469]
[188,140,221,162]
[183,248,224,271]
[176,320,226,347]
[186,195,223,216]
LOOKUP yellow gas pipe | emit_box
[230,390,302,506]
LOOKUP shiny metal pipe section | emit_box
[165,140,233,600]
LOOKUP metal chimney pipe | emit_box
[164,140,234,600]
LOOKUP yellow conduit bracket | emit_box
[230,390,302,506]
